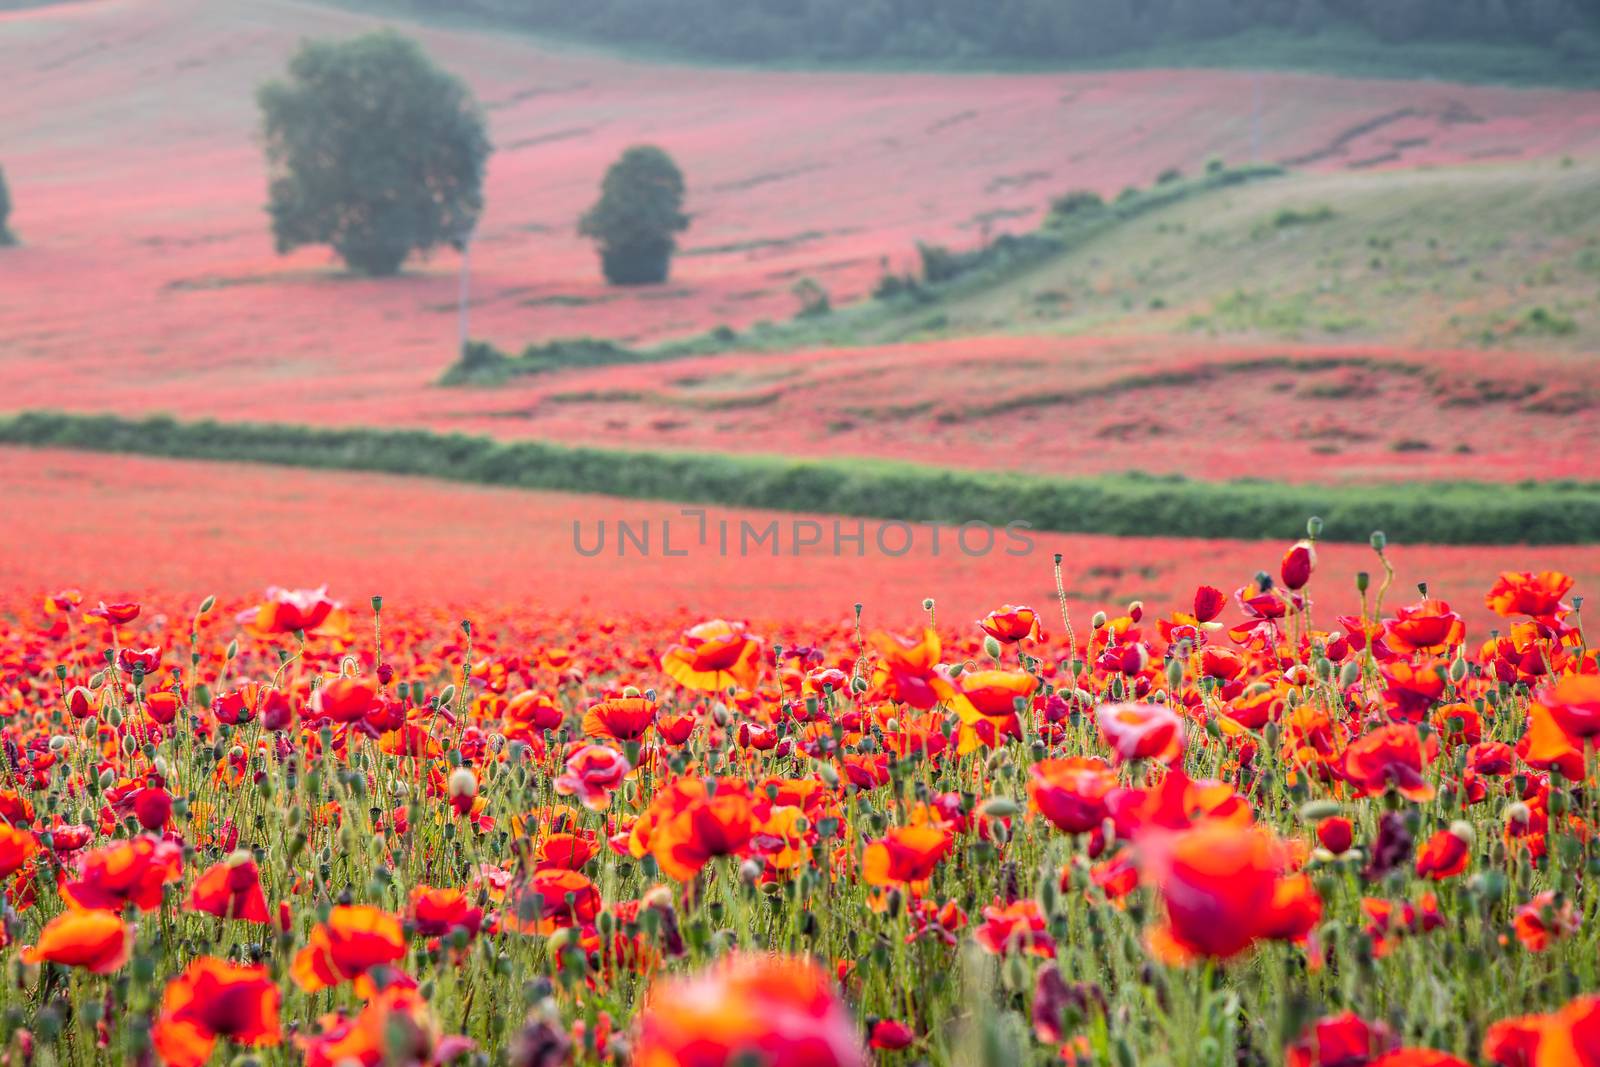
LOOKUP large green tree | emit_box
[579,145,689,286]
[258,31,491,276]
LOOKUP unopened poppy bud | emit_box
[226,639,238,660]
[120,734,137,757]
[376,663,394,685]
[48,735,68,752]
[622,685,641,698]
[438,684,456,706]
[978,796,1022,818]
[198,595,216,614]
[922,598,935,611]
[448,767,477,798]
[1505,802,1531,828]
[1299,800,1341,822]
[1091,612,1107,630]
[1339,661,1361,688]
[1448,657,1468,683]
[983,635,1002,661]
[1127,600,1143,622]
[1369,531,1386,552]
[1306,516,1323,538]
[1165,658,1184,691]
[1355,571,1370,594]
[98,768,115,789]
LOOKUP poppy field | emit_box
[1,535,1598,1066]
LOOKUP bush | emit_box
[0,166,14,246]
[579,146,689,286]
[258,31,491,277]
[791,277,831,318]
[1049,189,1106,220]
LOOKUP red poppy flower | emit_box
[1343,725,1436,802]
[1380,661,1446,722]
[973,899,1055,957]
[1193,585,1226,623]
[21,909,132,973]
[553,744,632,812]
[290,905,407,992]
[1483,1013,1545,1067]
[1286,1011,1396,1067]
[1384,600,1465,656]
[583,697,657,742]
[1029,757,1118,835]
[61,835,184,911]
[407,887,485,939]
[504,869,601,935]
[1316,817,1353,855]
[189,855,271,923]
[661,620,763,692]
[1144,822,1315,964]
[1529,994,1600,1065]
[633,953,866,1067]
[298,985,469,1067]
[869,1019,916,1051]
[152,957,282,1067]
[250,585,337,634]
[1281,540,1316,591]
[1513,890,1581,952]
[1097,702,1186,765]
[311,676,380,724]
[978,605,1039,644]
[650,788,755,882]
[87,600,141,625]
[1414,827,1471,880]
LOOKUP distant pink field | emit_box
[7,447,1595,631]
[3,0,1600,428]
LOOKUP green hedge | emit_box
[2,411,1596,544]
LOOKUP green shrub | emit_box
[258,32,490,276]
[0,166,13,246]
[579,146,689,286]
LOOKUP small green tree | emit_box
[0,167,15,246]
[258,31,490,276]
[579,145,689,286]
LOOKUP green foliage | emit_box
[0,166,14,246]
[258,31,490,276]
[440,337,638,384]
[5,411,1599,545]
[1514,305,1579,336]
[371,0,1600,79]
[579,145,689,285]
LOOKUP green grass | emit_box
[928,155,1600,352]
[4,411,1599,545]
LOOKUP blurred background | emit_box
[2,0,1598,626]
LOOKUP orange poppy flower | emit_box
[290,905,407,992]
[1029,757,1117,835]
[869,628,943,709]
[633,953,867,1067]
[978,605,1039,644]
[0,825,39,880]
[21,909,132,973]
[660,620,762,692]
[1097,702,1186,765]
[650,788,755,882]
[310,676,380,724]
[583,697,657,742]
[973,899,1055,957]
[1384,600,1465,656]
[861,825,954,891]
[1369,1052,1472,1067]
[1343,725,1436,802]
[87,600,141,625]
[1533,674,1600,741]
[152,957,282,1067]
[1530,995,1600,1066]
[61,835,184,912]
[189,855,271,923]
[1487,570,1574,619]
[942,668,1037,723]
